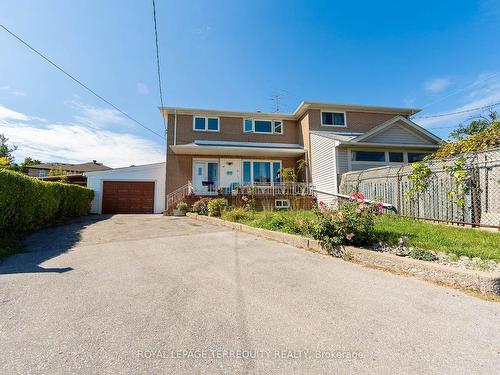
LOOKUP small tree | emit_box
[0,134,17,164]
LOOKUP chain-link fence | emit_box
[339,148,500,228]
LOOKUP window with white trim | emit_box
[242,160,282,185]
[193,116,219,132]
[243,119,283,134]
[321,111,346,127]
[275,199,290,209]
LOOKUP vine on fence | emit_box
[442,156,471,207]
[405,155,472,207]
[404,161,432,199]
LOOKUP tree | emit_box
[21,157,41,167]
[0,134,17,164]
[48,168,68,176]
[449,111,497,141]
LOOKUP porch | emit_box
[166,181,316,212]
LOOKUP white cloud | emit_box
[0,85,26,97]
[136,82,150,95]
[0,104,164,168]
[0,105,30,121]
[414,72,500,131]
[66,100,129,129]
[423,78,452,93]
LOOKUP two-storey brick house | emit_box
[161,101,441,208]
[85,101,441,214]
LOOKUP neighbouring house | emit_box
[26,161,111,177]
[83,101,441,215]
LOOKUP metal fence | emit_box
[339,148,500,228]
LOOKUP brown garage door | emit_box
[102,181,155,214]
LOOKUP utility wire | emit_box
[413,71,500,114]
[151,0,167,133]
[0,24,165,139]
[412,101,500,119]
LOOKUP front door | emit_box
[193,161,218,194]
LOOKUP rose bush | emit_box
[310,193,382,255]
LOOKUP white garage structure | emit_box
[84,162,166,214]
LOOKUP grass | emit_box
[374,215,500,261]
[221,209,500,261]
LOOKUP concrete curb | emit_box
[186,213,500,295]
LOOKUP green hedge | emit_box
[0,169,94,237]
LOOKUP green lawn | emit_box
[221,209,500,261]
[374,215,500,261]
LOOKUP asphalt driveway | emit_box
[0,215,499,374]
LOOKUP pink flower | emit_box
[346,233,355,241]
[376,201,384,209]
[319,201,325,207]
[349,192,365,202]
[355,208,361,214]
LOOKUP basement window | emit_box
[275,199,290,209]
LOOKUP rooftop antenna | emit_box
[270,94,281,113]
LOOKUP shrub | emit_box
[191,198,211,215]
[221,207,254,222]
[310,193,380,255]
[207,198,228,217]
[0,169,94,237]
[408,247,437,261]
[176,201,188,212]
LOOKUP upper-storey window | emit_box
[243,119,283,134]
[193,116,219,132]
[321,111,346,127]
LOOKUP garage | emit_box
[84,162,166,214]
[102,181,155,214]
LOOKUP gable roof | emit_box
[351,116,442,144]
[29,162,112,172]
[160,101,421,120]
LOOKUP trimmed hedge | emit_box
[0,169,94,236]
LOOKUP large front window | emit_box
[242,160,282,185]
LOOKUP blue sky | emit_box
[1,0,499,167]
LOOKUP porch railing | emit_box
[193,182,316,196]
[166,181,193,211]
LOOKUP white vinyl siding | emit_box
[310,133,338,204]
[365,124,430,145]
[336,149,349,175]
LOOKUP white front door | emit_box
[219,159,241,191]
[193,161,218,194]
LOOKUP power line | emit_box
[412,101,500,119]
[151,0,167,133]
[415,71,500,113]
[0,24,165,140]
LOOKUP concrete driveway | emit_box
[0,215,498,374]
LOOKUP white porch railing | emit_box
[166,181,192,211]
[192,182,316,196]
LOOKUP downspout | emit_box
[173,109,177,146]
[304,149,309,185]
